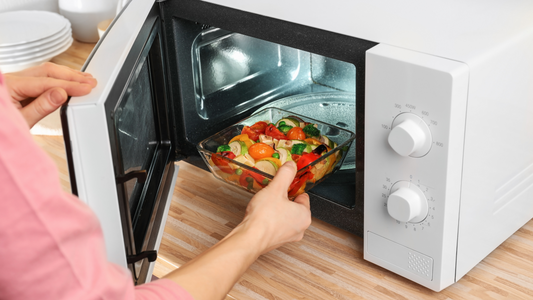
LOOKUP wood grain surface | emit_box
[33,38,533,300]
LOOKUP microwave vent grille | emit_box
[408,252,432,279]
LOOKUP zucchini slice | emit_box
[255,159,279,176]
[276,118,299,128]
[229,141,248,156]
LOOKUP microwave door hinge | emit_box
[116,170,148,184]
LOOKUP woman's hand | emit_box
[5,62,97,127]
[236,160,312,254]
[216,160,312,255]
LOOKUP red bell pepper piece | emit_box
[211,151,236,174]
[288,171,314,197]
[239,169,267,189]
[250,121,268,134]
[296,152,321,170]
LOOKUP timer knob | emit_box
[388,113,432,157]
[387,181,428,223]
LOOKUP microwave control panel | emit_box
[364,44,469,291]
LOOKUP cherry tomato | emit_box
[265,124,288,140]
[296,152,321,170]
[248,143,276,160]
[287,127,306,140]
[211,151,236,174]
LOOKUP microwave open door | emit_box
[62,0,375,284]
[61,1,179,284]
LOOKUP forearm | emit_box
[163,222,266,300]
[163,162,311,299]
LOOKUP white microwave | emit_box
[62,0,533,291]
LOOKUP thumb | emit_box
[20,87,67,128]
[267,161,298,192]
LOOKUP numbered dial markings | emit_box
[387,181,429,223]
[388,113,432,157]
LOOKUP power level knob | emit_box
[388,113,432,157]
[387,181,428,223]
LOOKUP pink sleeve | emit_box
[0,73,194,300]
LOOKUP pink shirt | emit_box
[0,73,194,300]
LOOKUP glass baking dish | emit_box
[197,108,355,199]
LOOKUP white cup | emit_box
[59,0,118,43]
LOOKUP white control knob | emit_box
[387,181,428,223]
[388,113,432,157]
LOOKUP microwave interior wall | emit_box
[153,0,377,236]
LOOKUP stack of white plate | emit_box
[0,10,73,73]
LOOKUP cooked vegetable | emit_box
[272,153,280,159]
[248,142,276,160]
[276,118,299,128]
[304,138,322,145]
[286,116,305,127]
[303,124,320,138]
[259,157,282,168]
[255,159,279,176]
[288,172,313,197]
[278,124,293,134]
[306,144,318,153]
[217,145,231,152]
[287,127,306,140]
[229,141,248,156]
[258,134,272,143]
[258,134,274,147]
[276,147,292,165]
[239,170,266,189]
[241,126,260,141]
[320,135,335,149]
[211,151,236,174]
[291,143,307,155]
[296,145,327,170]
[265,124,288,140]
[277,139,301,149]
[312,144,328,155]
[250,121,268,133]
[235,168,243,175]
[229,134,255,148]
[232,153,255,167]
[297,152,321,170]
[241,121,268,141]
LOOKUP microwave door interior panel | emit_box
[63,0,533,291]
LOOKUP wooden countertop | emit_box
[33,40,533,300]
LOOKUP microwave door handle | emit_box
[127,250,157,264]
[116,170,148,184]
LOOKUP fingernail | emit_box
[285,160,297,169]
[86,77,97,86]
[50,90,65,105]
